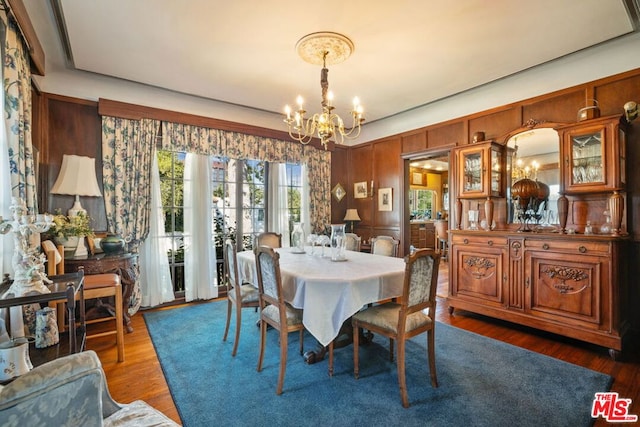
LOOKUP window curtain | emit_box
[184,153,218,301]
[300,164,311,238]
[101,117,160,314]
[0,13,12,277]
[267,164,290,246]
[139,148,175,307]
[1,11,36,212]
[161,123,331,232]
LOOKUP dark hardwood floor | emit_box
[89,260,639,426]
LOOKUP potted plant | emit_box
[48,211,94,256]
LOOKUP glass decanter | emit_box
[330,224,347,261]
[600,210,612,235]
[291,222,305,253]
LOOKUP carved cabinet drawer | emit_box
[451,234,508,247]
[524,238,610,255]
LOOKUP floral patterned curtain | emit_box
[2,12,36,212]
[101,117,160,248]
[161,123,331,232]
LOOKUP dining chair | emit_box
[344,233,362,252]
[43,241,125,362]
[434,220,449,261]
[352,248,441,408]
[255,232,282,248]
[222,240,259,356]
[371,235,400,257]
[255,245,305,395]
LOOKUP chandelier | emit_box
[283,32,364,150]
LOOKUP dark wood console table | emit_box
[64,253,138,333]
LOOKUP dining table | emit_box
[236,246,406,362]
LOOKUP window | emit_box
[409,189,434,220]
[159,151,302,295]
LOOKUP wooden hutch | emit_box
[448,115,630,359]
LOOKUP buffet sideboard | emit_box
[448,229,629,359]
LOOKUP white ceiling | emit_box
[25,1,639,127]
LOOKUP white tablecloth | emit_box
[237,247,406,346]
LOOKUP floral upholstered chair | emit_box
[0,350,180,426]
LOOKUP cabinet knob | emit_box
[542,243,549,250]
[463,238,469,244]
[579,246,587,253]
[488,240,493,246]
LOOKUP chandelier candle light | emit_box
[284,32,364,150]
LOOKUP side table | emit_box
[64,253,138,333]
[0,271,86,369]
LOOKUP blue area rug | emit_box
[144,301,612,427]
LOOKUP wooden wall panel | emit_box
[469,108,520,143]
[428,122,464,148]
[45,95,106,231]
[594,74,640,117]
[522,90,585,125]
[401,130,427,153]
[330,146,349,228]
[372,137,402,231]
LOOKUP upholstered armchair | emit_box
[0,350,180,426]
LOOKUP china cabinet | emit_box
[557,115,626,194]
[456,141,505,199]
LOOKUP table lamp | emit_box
[50,154,102,217]
[344,208,361,233]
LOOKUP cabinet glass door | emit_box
[570,130,604,186]
[462,151,482,193]
[490,147,502,193]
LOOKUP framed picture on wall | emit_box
[331,183,346,202]
[354,181,368,199]
[378,188,392,211]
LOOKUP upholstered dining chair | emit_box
[344,233,362,252]
[255,245,305,395]
[222,240,259,356]
[371,235,400,257]
[255,232,282,248]
[352,249,441,408]
[43,241,125,362]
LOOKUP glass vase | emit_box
[330,224,347,261]
[291,222,305,253]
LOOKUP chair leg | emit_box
[223,299,232,342]
[428,328,438,388]
[298,328,304,355]
[257,317,266,373]
[231,303,242,357]
[114,284,125,363]
[328,341,334,377]
[353,321,360,379]
[389,337,395,362]
[276,329,287,395]
[397,337,409,408]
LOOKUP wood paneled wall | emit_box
[332,68,640,260]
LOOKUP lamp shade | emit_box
[51,155,102,197]
[344,208,361,221]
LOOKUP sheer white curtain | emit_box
[139,150,175,307]
[300,164,311,238]
[184,153,218,301]
[267,163,290,246]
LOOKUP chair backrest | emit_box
[434,220,448,242]
[255,232,282,249]
[254,245,284,309]
[371,236,400,257]
[402,249,441,315]
[344,233,361,252]
[42,240,64,276]
[224,239,240,291]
